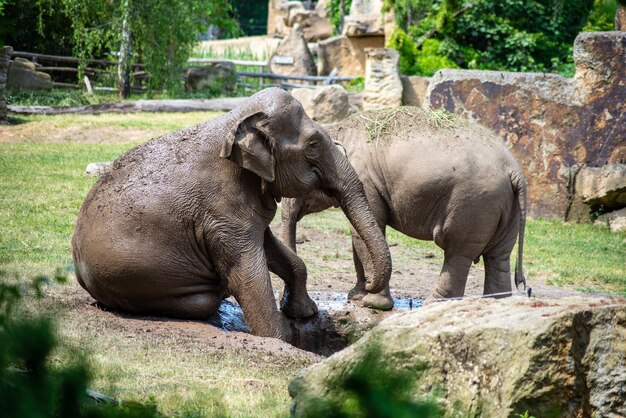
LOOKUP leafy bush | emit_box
[0,271,164,418]
[385,0,608,76]
[327,0,353,34]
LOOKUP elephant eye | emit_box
[305,138,321,159]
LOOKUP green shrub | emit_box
[385,0,602,76]
[0,272,164,418]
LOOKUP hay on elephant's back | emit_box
[356,106,489,144]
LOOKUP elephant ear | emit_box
[220,112,275,182]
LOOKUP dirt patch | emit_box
[0,123,161,144]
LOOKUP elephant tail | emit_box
[511,169,527,291]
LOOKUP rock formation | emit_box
[8,57,52,90]
[290,297,626,417]
[291,84,352,123]
[426,32,626,220]
[362,48,403,111]
[269,24,317,76]
[317,35,384,77]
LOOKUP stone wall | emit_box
[426,32,625,220]
[0,46,12,124]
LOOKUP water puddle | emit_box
[207,291,423,334]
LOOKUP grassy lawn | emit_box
[1,112,625,417]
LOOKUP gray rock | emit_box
[595,207,626,232]
[8,57,52,90]
[289,10,333,42]
[85,162,113,177]
[269,24,317,76]
[185,61,236,93]
[290,297,626,417]
[576,164,626,209]
[291,84,351,123]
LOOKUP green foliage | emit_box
[0,272,163,418]
[387,29,457,76]
[327,0,353,34]
[583,0,619,31]
[230,0,268,36]
[346,76,364,92]
[1,0,240,90]
[385,0,603,76]
[300,343,442,417]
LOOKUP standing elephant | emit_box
[281,108,527,310]
[72,88,391,346]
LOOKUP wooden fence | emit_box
[8,50,355,92]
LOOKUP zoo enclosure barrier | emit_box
[9,50,357,93]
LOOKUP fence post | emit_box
[0,46,13,124]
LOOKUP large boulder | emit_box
[185,61,236,93]
[317,35,385,77]
[290,297,626,417]
[426,32,626,219]
[362,48,402,111]
[269,24,317,76]
[576,164,626,210]
[291,84,352,123]
[616,4,626,30]
[7,57,52,90]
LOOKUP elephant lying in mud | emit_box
[72,88,391,347]
[281,108,527,310]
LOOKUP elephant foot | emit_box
[361,293,394,311]
[280,290,318,319]
[347,285,368,301]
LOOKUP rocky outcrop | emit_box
[185,62,236,93]
[268,1,334,42]
[269,24,317,76]
[401,75,430,107]
[363,48,402,111]
[290,297,626,418]
[342,0,384,37]
[8,57,52,90]
[576,164,626,210]
[290,9,334,42]
[595,207,626,232]
[426,32,626,219]
[317,35,384,76]
[291,85,352,123]
[0,46,12,124]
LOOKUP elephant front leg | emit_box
[349,227,394,310]
[264,228,318,319]
[220,246,294,341]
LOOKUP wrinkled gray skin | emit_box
[72,88,391,347]
[281,110,527,309]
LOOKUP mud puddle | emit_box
[207,291,423,355]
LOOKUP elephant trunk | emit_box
[330,149,391,294]
[281,198,298,252]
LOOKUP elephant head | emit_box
[220,88,391,295]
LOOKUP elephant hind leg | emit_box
[429,254,473,300]
[153,292,222,320]
[483,254,512,298]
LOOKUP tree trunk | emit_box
[118,0,132,99]
[0,46,12,124]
